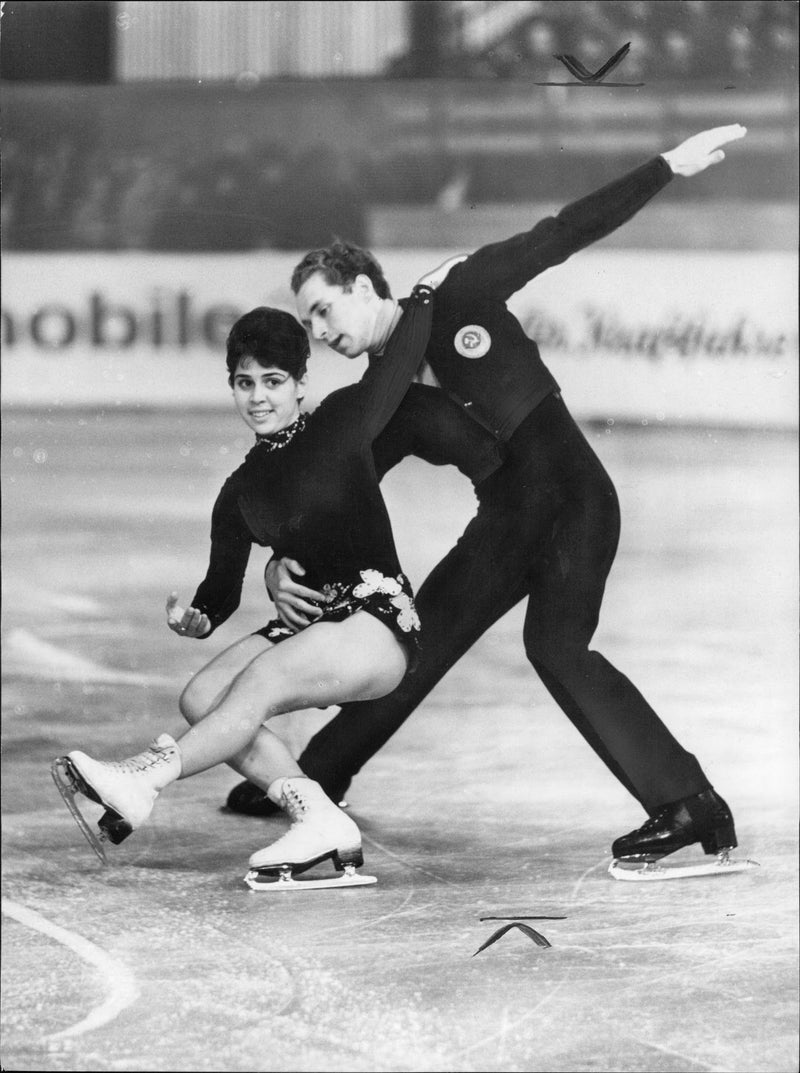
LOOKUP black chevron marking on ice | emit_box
[472,922,552,957]
[553,41,631,83]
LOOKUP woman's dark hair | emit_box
[290,241,392,299]
[225,307,309,386]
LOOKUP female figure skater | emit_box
[53,291,435,886]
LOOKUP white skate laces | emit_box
[99,734,182,778]
[281,779,312,818]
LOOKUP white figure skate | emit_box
[51,734,181,864]
[244,777,377,892]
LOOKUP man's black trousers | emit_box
[299,393,710,814]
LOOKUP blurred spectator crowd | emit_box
[1,135,370,251]
[2,0,795,252]
[392,0,798,83]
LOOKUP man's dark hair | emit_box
[225,307,309,386]
[290,241,392,299]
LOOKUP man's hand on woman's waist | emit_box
[265,557,329,631]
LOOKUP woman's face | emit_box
[232,358,306,436]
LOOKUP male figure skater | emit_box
[228,125,747,872]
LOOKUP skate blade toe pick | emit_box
[51,756,132,865]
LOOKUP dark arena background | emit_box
[1,3,798,1071]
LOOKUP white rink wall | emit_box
[2,250,797,428]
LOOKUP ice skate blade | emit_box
[244,866,377,892]
[51,757,108,865]
[608,853,760,882]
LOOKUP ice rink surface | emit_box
[2,408,797,1073]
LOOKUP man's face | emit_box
[295,272,379,359]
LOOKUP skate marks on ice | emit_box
[443,843,772,1070]
[1,898,139,1043]
[452,894,767,1071]
[1,822,785,1072]
[572,938,773,1073]
[454,859,611,1058]
[360,827,460,888]
[5,627,175,687]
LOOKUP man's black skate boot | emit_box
[225,776,351,817]
[226,780,278,816]
[612,788,737,862]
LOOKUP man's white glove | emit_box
[662,124,747,177]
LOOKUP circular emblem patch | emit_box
[454,324,491,359]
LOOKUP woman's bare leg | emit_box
[178,632,303,790]
[179,632,274,726]
[175,613,407,779]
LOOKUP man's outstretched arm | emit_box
[437,124,747,304]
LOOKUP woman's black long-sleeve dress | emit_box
[190,287,436,658]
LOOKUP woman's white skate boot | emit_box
[51,734,181,863]
[244,777,377,891]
